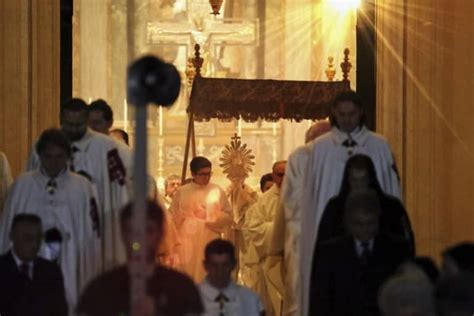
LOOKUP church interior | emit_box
[1,0,474,311]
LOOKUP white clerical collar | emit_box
[11,249,34,278]
[332,126,369,146]
[36,168,68,187]
[39,167,67,178]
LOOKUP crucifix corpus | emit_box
[146,6,259,75]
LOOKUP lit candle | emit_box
[237,117,242,137]
[123,99,128,132]
[88,97,92,104]
[159,106,163,136]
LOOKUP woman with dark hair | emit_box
[316,154,415,255]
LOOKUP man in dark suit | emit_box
[0,213,67,316]
[309,190,411,316]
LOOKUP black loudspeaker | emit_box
[127,56,181,108]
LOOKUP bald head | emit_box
[305,119,331,143]
[272,160,287,188]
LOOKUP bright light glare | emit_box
[329,0,361,13]
[206,189,220,204]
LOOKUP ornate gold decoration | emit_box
[190,76,350,122]
[325,56,336,81]
[192,44,204,78]
[341,48,352,82]
[185,57,196,88]
[209,0,224,15]
[220,134,255,183]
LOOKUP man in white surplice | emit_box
[0,128,98,312]
[288,91,401,316]
[243,160,287,316]
[170,156,232,282]
[26,98,129,271]
[268,120,331,316]
[87,99,133,192]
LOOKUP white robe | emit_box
[170,182,232,282]
[299,126,401,316]
[242,185,283,316]
[0,152,13,219]
[226,183,259,282]
[27,128,129,271]
[113,137,133,193]
[269,146,308,316]
[199,279,264,316]
[0,170,98,312]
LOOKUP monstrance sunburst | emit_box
[220,133,255,183]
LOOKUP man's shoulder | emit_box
[0,252,13,265]
[79,266,128,299]
[90,265,127,283]
[380,192,403,206]
[64,171,94,187]
[77,265,129,316]
[309,130,335,146]
[14,170,38,183]
[34,257,64,276]
[375,233,409,251]
[8,171,42,194]
[155,266,195,285]
[153,266,204,314]
[233,283,261,301]
[208,182,226,191]
[318,236,353,254]
[174,182,192,195]
[260,184,279,200]
[288,144,311,159]
[85,130,119,149]
[363,129,390,146]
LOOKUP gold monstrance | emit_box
[220,133,255,184]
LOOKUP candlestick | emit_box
[123,99,128,132]
[159,106,163,136]
[237,117,242,137]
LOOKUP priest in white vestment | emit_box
[27,99,129,271]
[87,99,135,194]
[269,120,331,316]
[169,156,232,282]
[87,100,182,269]
[242,161,287,316]
[0,151,13,219]
[293,91,401,316]
[0,128,98,313]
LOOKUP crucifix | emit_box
[146,2,259,182]
[146,4,258,50]
[146,1,258,81]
